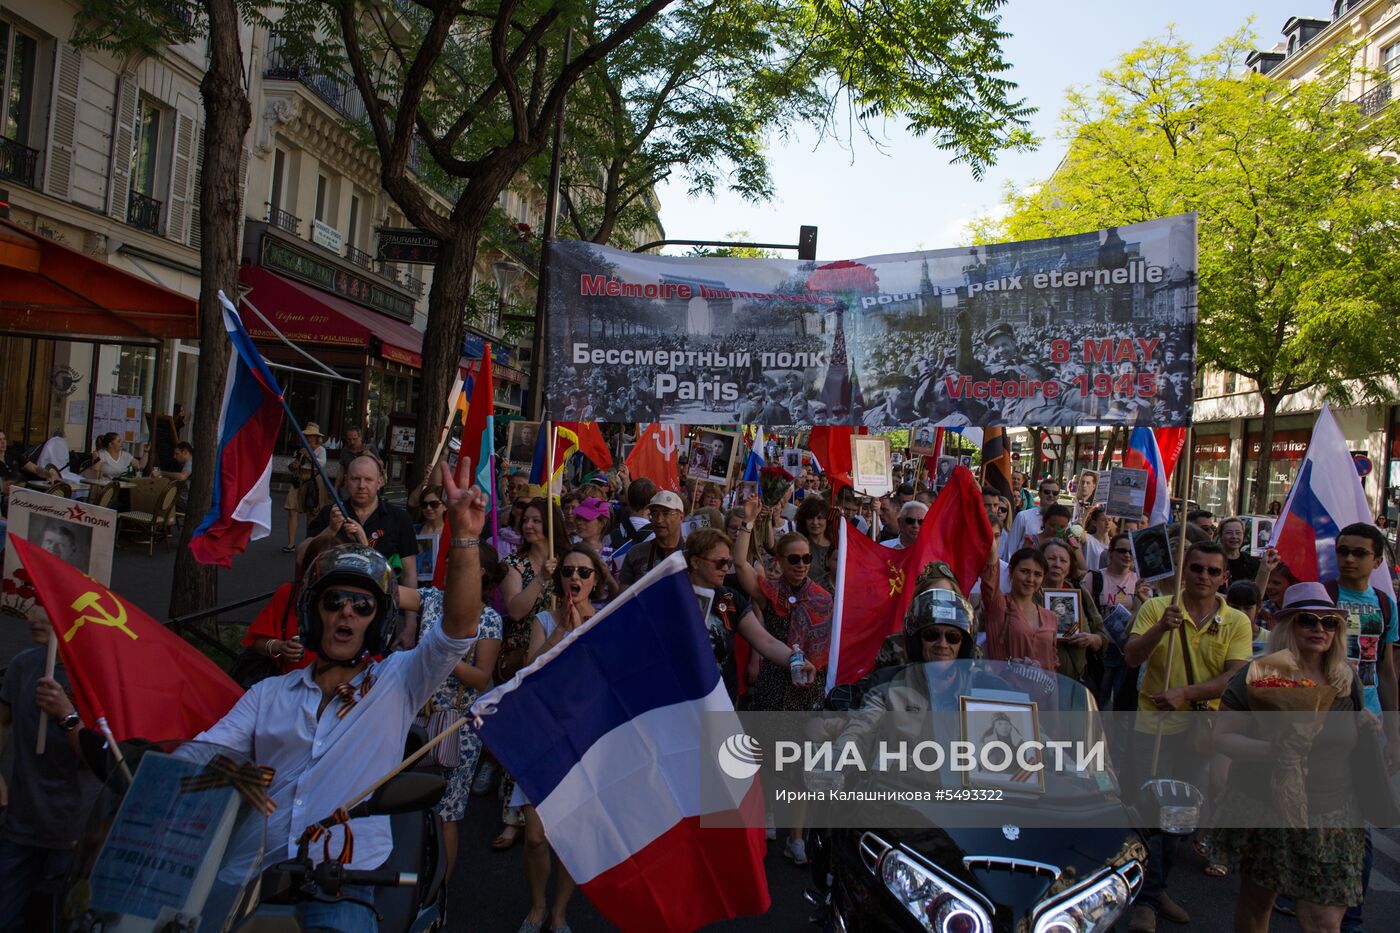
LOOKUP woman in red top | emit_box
[240,536,339,672]
[981,546,1058,670]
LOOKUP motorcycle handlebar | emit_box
[338,869,418,888]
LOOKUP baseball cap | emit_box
[574,497,611,522]
[648,491,685,513]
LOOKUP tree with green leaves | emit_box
[301,0,1032,483]
[73,0,259,615]
[973,30,1400,512]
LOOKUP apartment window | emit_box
[130,99,162,197]
[1384,42,1400,74]
[270,148,287,210]
[348,194,360,248]
[315,174,328,222]
[0,21,37,144]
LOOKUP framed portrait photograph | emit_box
[1248,515,1274,555]
[934,455,958,490]
[850,435,893,497]
[692,428,739,486]
[958,454,974,469]
[959,697,1046,794]
[1043,588,1082,638]
[1130,523,1176,583]
[1105,466,1149,520]
[909,425,939,457]
[506,420,540,466]
[782,448,803,475]
[415,534,438,580]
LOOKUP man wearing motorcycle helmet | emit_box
[197,463,488,933]
[903,563,978,664]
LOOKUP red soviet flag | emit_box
[626,423,681,493]
[826,467,992,690]
[807,426,867,492]
[12,536,243,741]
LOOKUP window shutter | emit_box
[108,77,139,220]
[44,43,83,200]
[167,112,195,243]
[188,124,205,249]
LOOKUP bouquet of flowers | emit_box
[1246,650,1339,828]
[758,464,794,507]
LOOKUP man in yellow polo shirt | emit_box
[1123,540,1251,933]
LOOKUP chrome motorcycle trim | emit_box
[961,855,1062,881]
[857,831,891,874]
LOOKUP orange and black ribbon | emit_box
[179,754,277,816]
[297,806,355,864]
[334,673,376,719]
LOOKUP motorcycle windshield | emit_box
[60,740,269,933]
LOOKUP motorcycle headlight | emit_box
[881,849,993,933]
[1032,861,1141,933]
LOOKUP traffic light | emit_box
[798,224,817,261]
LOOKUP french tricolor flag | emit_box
[471,554,770,932]
[742,425,767,482]
[1123,426,1172,526]
[1269,404,1395,600]
[189,292,285,567]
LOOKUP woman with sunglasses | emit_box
[511,545,614,933]
[734,496,833,865]
[981,547,1059,671]
[415,485,447,536]
[1204,582,1365,933]
[795,495,834,589]
[685,528,816,702]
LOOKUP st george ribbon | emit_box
[543,214,1197,428]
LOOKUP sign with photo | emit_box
[2,490,117,625]
[1247,515,1275,555]
[690,428,739,486]
[1130,523,1175,583]
[909,425,940,456]
[415,534,438,580]
[850,435,893,497]
[781,448,803,475]
[1105,466,1149,520]
[544,215,1198,427]
[506,420,540,466]
[959,697,1046,794]
[1043,588,1082,638]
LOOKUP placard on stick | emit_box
[1105,466,1149,520]
[1130,523,1175,583]
[850,435,893,498]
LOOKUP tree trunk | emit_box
[411,221,482,490]
[1251,391,1280,515]
[1100,426,1123,471]
[168,0,249,618]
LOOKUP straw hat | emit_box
[303,422,326,439]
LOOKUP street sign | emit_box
[377,227,442,264]
[1353,452,1373,478]
[1040,433,1061,460]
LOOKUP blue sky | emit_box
[655,1,1285,259]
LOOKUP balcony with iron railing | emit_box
[128,190,163,235]
[264,34,367,123]
[346,245,374,270]
[267,204,300,235]
[0,136,39,188]
[401,272,425,297]
[1358,80,1392,117]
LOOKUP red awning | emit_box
[0,219,198,340]
[237,264,423,368]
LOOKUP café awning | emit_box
[238,264,423,368]
[0,219,198,340]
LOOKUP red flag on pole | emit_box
[561,421,612,471]
[626,423,681,493]
[807,426,867,492]
[825,467,992,690]
[11,536,243,741]
[1153,427,1187,484]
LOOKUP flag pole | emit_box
[426,369,466,475]
[35,634,59,754]
[489,452,500,548]
[1152,426,1193,775]
[545,422,556,613]
[278,396,349,522]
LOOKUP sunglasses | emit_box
[783,553,814,566]
[989,505,1009,514]
[1294,613,1341,632]
[1187,562,1226,578]
[702,556,734,571]
[902,517,923,526]
[320,589,377,618]
[421,500,443,509]
[921,628,965,645]
[1111,548,1133,556]
[560,566,595,580]
[1335,546,1374,559]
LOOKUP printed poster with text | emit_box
[545,215,1197,428]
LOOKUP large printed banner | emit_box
[545,215,1197,428]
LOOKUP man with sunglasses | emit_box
[618,490,685,586]
[880,501,928,550]
[196,465,488,933]
[1123,541,1252,933]
[1001,478,1061,562]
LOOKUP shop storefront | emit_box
[0,220,196,462]
[1384,407,1400,530]
[1190,431,1232,517]
[1240,424,1311,514]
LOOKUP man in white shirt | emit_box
[881,501,929,549]
[1001,477,1061,561]
[197,465,486,933]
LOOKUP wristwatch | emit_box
[60,711,81,732]
[741,522,755,533]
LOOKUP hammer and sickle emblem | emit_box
[886,562,906,598]
[652,425,678,459]
[65,591,137,642]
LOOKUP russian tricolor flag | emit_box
[1269,404,1395,600]
[1123,426,1172,526]
[190,292,285,567]
[471,554,770,932]
[742,426,767,482]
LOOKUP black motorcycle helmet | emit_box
[903,562,976,661]
[297,545,399,663]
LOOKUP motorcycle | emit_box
[805,660,1160,933]
[60,737,448,933]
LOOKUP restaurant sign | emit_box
[262,236,414,322]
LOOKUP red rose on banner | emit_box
[805,260,879,295]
